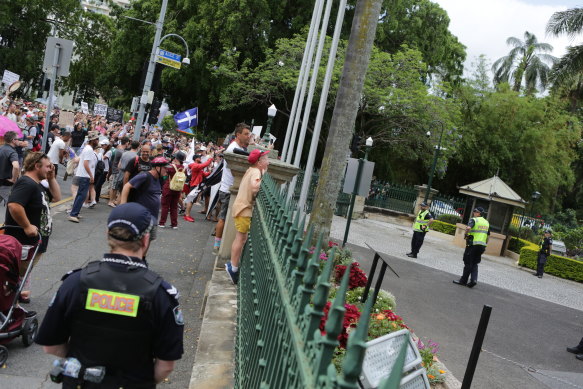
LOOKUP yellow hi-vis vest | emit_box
[413,210,430,232]
[469,217,489,246]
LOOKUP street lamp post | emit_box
[530,191,541,228]
[132,1,190,141]
[424,120,446,203]
[262,104,277,146]
[342,136,373,247]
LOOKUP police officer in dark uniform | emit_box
[453,207,490,288]
[406,202,434,259]
[535,230,553,278]
[36,203,184,388]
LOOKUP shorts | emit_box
[234,216,251,234]
[113,172,123,191]
[218,191,230,220]
[185,186,199,203]
[149,217,158,241]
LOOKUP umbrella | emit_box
[0,116,23,138]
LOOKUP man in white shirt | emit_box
[213,123,251,253]
[68,131,99,222]
[47,130,71,176]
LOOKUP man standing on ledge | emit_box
[453,207,490,288]
[406,202,433,259]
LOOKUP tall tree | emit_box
[492,31,557,94]
[309,0,383,242]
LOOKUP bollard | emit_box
[461,305,493,389]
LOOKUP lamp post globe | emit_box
[262,104,277,145]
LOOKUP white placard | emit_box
[2,70,19,86]
[252,126,262,138]
[80,102,89,114]
[93,103,108,117]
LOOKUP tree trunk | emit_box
[308,0,383,242]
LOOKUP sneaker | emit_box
[213,245,220,254]
[184,215,195,222]
[82,203,91,208]
[172,226,178,230]
[158,224,166,228]
[178,209,186,216]
[225,263,239,285]
[68,216,80,223]
[88,201,97,209]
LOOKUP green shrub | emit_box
[557,227,583,250]
[328,286,396,311]
[518,248,583,282]
[430,220,456,235]
[437,214,461,224]
[507,237,538,253]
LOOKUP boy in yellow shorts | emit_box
[226,149,270,284]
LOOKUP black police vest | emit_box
[68,261,162,375]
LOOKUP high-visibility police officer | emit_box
[406,202,434,259]
[36,203,184,388]
[453,207,490,288]
[535,229,553,278]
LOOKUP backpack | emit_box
[30,126,41,151]
[169,164,186,191]
[95,153,105,176]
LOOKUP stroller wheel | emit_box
[0,345,7,366]
[22,317,38,347]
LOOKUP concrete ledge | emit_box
[189,262,237,389]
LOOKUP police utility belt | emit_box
[50,357,105,384]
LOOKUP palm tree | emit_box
[492,31,557,94]
[547,7,583,88]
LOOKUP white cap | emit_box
[99,139,110,145]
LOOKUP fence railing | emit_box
[365,182,417,214]
[430,194,466,220]
[237,174,405,388]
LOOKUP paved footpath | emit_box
[330,214,583,389]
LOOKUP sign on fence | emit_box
[80,102,89,114]
[2,70,19,86]
[106,107,124,123]
[93,104,108,117]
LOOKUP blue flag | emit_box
[173,107,198,130]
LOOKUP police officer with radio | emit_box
[406,202,434,259]
[36,203,184,388]
[453,207,490,288]
[535,229,553,278]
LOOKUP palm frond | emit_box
[547,8,583,38]
[551,44,583,87]
[506,36,524,48]
[533,42,554,53]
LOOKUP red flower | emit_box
[334,262,368,289]
[328,241,339,248]
[319,301,361,348]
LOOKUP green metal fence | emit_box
[365,182,417,214]
[237,174,405,388]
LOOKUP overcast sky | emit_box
[432,0,582,74]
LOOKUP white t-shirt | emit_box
[219,140,244,193]
[47,137,66,164]
[75,145,97,178]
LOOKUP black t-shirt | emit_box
[35,255,184,383]
[0,144,18,181]
[125,157,151,180]
[5,176,53,245]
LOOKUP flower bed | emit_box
[316,242,447,385]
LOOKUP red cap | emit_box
[248,149,270,164]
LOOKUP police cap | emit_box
[107,203,153,241]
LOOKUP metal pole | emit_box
[134,0,168,141]
[361,253,380,303]
[281,0,322,161]
[342,158,364,247]
[424,121,445,203]
[42,43,60,152]
[262,116,274,145]
[461,305,492,389]
[284,0,325,164]
[296,0,347,210]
